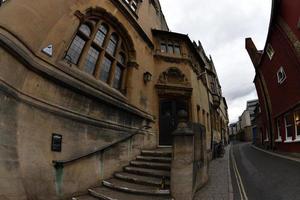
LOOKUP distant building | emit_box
[246,0,300,152]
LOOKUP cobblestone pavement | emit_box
[194,145,233,200]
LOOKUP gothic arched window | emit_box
[64,19,128,92]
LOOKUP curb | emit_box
[251,145,300,163]
[228,144,234,200]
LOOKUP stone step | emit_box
[130,160,171,170]
[88,187,173,200]
[72,195,98,200]
[136,155,172,163]
[141,150,172,157]
[102,178,170,196]
[114,172,170,187]
[124,166,170,179]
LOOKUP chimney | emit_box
[245,38,261,67]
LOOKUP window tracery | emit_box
[65,18,129,92]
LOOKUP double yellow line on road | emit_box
[230,147,248,200]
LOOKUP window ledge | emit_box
[275,139,282,143]
[284,139,294,143]
[292,138,300,143]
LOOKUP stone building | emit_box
[0,0,228,199]
[246,0,300,152]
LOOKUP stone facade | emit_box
[0,0,228,199]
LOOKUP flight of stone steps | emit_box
[73,148,173,200]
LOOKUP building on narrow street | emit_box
[0,0,228,199]
[229,100,259,142]
[246,0,300,152]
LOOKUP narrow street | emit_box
[231,142,300,200]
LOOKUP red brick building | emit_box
[246,0,300,152]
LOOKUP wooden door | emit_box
[159,99,188,145]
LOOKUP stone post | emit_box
[171,110,195,200]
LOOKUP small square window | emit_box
[168,44,174,54]
[277,67,286,84]
[160,43,167,53]
[174,45,181,55]
[266,44,274,60]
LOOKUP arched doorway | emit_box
[156,67,193,146]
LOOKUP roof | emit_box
[152,29,206,67]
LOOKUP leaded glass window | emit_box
[106,34,118,55]
[94,24,108,47]
[64,18,129,92]
[113,65,123,89]
[84,47,99,74]
[65,35,86,64]
[100,57,112,82]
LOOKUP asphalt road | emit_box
[230,142,300,200]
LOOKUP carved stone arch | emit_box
[75,7,137,66]
[156,67,192,97]
[157,67,190,86]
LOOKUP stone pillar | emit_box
[171,110,195,200]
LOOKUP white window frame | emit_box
[264,128,269,142]
[275,119,282,142]
[266,44,275,60]
[294,110,300,141]
[277,66,286,84]
[284,114,293,142]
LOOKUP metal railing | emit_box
[52,126,150,169]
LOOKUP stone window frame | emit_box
[123,0,142,14]
[160,40,181,55]
[64,18,128,92]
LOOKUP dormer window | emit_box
[277,66,286,84]
[266,44,274,60]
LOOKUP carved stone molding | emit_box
[157,67,190,86]
[156,67,192,97]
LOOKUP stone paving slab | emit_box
[194,145,233,200]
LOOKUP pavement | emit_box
[231,142,300,200]
[251,145,300,163]
[194,145,233,200]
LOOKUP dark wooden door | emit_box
[159,99,188,145]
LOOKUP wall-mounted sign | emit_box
[51,133,62,152]
[42,44,53,57]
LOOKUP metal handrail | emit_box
[52,128,148,169]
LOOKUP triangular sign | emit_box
[42,44,53,57]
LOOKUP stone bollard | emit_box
[171,110,195,200]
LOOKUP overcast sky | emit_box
[160,0,272,123]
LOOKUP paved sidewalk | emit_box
[251,145,300,163]
[194,145,233,200]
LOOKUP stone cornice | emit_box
[0,79,143,132]
[0,29,154,122]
